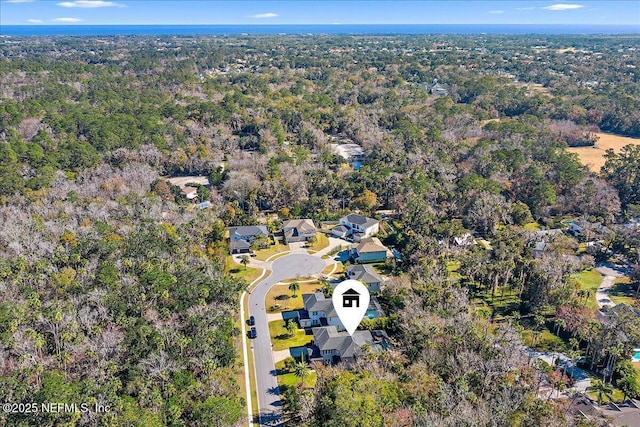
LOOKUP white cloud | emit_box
[516,7,535,11]
[52,17,82,22]
[58,0,124,8]
[27,19,43,23]
[489,10,504,14]
[542,4,584,11]
[250,12,278,19]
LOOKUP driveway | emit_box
[595,262,628,309]
[248,253,327,426]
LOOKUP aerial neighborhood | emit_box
[2,26,640,427]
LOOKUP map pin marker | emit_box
[332,279,370,336]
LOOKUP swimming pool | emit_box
[366,308,382,319]
[633,349,640,362]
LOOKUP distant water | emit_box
[1,24,639,37]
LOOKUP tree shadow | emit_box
[259,410,284,426]
[267,386,280,396]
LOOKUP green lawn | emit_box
[268,320,313,351]
[266,282,323,313]
[523,222,542,231]
[308,233,329,251]
[572,268,603,312]
[254,242,289,261]
[226,256,263,284]
[609,277,639,306]
[274,360,317,389]
[521,328,570,353]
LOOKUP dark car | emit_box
[249,327,257,339]
[248,315,255,326]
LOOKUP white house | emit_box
[298,293,344,331]
[335,213,379,241]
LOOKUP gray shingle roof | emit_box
[343,213,378,229]
[312,326,389,359]
[347,264,384,284]
[303,292,337,318]
[227,226,268,239]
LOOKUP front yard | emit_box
[254,242,289,261]
[275,360,317,388]
[307,233,329,251]
[225,256,264,284]
[268,319,313,351]
[266,282,324,313]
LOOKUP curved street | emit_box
[247,252,330,426]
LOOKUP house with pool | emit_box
[297,292,385,331]
[308,325,389,365]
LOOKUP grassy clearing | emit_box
[609,277,639,306]
[521,329,570,353]
[274,360,318,388]
[523,222,542,231]
[572,268,603,312]
[268,320,314,351]
[568,132,640,172]
[254,242,289,261]
[266,282,323,313]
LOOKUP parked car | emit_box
[248,315,255,326]
[249,327,257,339]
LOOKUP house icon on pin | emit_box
[342,288,360,308]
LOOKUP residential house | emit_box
[282,219,317,243]
[298,292,384,330]
[330,225,350,239]
[453,233,475,247]
[298,292,344,330]
[227,225,268,254]
[567,220,608,238]
[350,237,389,263]
[530,229,564,258]
[335,213,379,241]
[165,175,210,200]
[309,325,389,365]
[430,79,450,96]
[346,264,384,293]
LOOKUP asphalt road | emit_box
[247,253,327,427]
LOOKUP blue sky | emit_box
[1,1,639,26]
